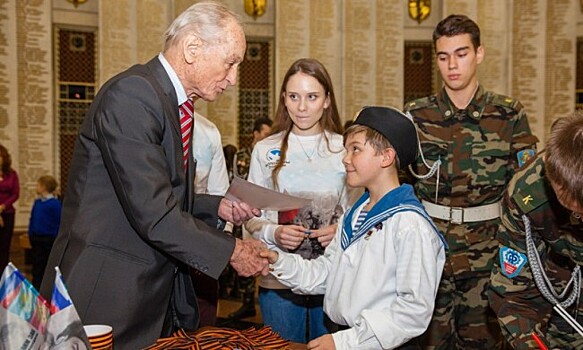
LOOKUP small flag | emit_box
[0,262,48,349]
[44,267,91,349]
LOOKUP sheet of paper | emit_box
[225,176,312,211]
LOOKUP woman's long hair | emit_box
[0,144,12,175]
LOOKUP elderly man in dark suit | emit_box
[40,2,268,348]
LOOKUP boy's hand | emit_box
[274,224,308,250]
[307,334,336,350]
[259,249,279,264]
[309,223,337,248]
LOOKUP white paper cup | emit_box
[83,325,113,350]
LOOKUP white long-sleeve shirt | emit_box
[245,130,356,289]
[270,199,446,349]
[191,112,229,196]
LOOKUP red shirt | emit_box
[0,170,20,214]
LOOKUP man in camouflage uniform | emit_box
[404,14,538,349]
[488,113,583,349]
[225,117,272,320]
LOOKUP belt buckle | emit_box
[450,207,464,224]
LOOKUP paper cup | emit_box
[83,325,113,350]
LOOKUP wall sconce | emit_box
[244,0,267,19]
[408,0,431,24]
[67,0,89,8]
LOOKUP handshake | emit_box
[229,238,272,277]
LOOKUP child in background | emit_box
[28,175,61,289]
[261,106,446,349]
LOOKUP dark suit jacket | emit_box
[40,57,235,349]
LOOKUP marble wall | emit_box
[0,0,579,228]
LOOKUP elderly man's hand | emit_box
[218,198,261,226]
[229,239,270,277]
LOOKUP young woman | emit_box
[0,144,19,270]
[245,58,354,343]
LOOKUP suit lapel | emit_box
[145,58,182,138]
[144,58,195,210]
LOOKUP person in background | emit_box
[225,116,273,321]
[488,112,583,349]
[223,144,238,183]
[190,111,231,327]
[262,106,446,349]
[192,112,230,197]
[404,14,538,349]
[0,144,19,270]
[40,2,268,348]
[28,175,62,290]
[233,117,273,180]
[245,58,354,343]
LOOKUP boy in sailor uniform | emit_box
[261,106,446,349]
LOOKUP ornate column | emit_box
[343,0,404,119]
[14,0,54,225]
[276,0,343,116]
[542,0,576,142]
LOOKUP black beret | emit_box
[353,106,419,169]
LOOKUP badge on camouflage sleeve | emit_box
[517,149,535,167]
[500,246,527,278]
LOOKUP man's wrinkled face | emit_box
[184,21,246,102]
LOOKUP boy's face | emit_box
[36,182,44,195]
[435,33,483,94]
[342,132,387,188]
[549,179,583,218]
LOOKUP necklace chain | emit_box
[294,133,320,162]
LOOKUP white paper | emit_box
[225,177,312,211]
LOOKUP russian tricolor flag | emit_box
[49,267,72,314]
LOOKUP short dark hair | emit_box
[253,117,272,133]
[545,111,583,208]
[433,14,481,51]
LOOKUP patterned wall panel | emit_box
[99,0,137,85]
[276,0,310,85]
[15,0,54,222]
[343,0,377,119]
[576,38,583,109]
[309,0,343,118]
[56,28,97,194]
[238,41,271,149]
[477,0,509,95]
[543,0,576,141]
[375,1,404,109]
[137,0,169,64]
[0,0,18,150]
[404,41,434,104]
[512,0,548,144]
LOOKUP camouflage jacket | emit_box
[488,154,583,349]
[404,85,538,207]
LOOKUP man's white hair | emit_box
[163,1,243,52]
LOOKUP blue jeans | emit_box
[258,287,329,343]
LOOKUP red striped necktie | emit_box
[179,99,194,171]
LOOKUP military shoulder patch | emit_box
[500,246,527,278]
[404,96,435,112]
[512,179,548,214]
[489,93,518,109]
[517,149,536,167]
